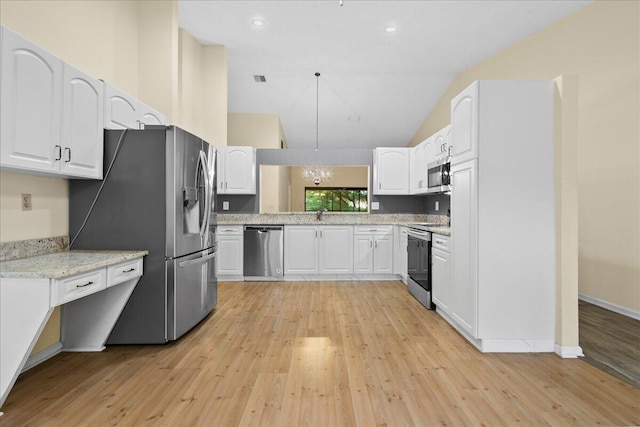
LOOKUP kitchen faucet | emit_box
[316,207,328,221]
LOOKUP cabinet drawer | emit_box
[354,225,393,235]
[52,269,106,306]
[432,233,450,252]
[107,258,143,287]
[217,225,243,236]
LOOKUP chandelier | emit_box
[303,72,331,186]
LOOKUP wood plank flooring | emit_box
[579,299,640,388]
[2,281,640,426]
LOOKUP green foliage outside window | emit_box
[305,188,368,212]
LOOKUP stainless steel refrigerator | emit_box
[69,126,217,344]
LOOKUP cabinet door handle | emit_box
[378,183,381,190]
[315,230,318,238]
[76,281,94,288]
[374,241,378,249]
[320,230,323,238]
[370,241,373,248]
[122,268,136,273]
[64,147,71,163]
[54,145,62,161]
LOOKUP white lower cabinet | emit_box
[216,226,243,278]
[393,226,408,283]
[284,226,353,274]
[353,226,393,274]
[431,233,450,313]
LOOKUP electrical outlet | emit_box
[435,201,439,211]
[371,202,380,210]
[22,194,32,211]
[222,201,229,211]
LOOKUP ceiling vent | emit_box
[253,75,266,83]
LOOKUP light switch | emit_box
[222,201,229,211]
[435,201,439,211]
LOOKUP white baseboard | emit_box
[22,342,63,373]
[555,344,584,358]
[579,293,640,321]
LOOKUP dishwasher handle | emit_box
[244,225,284,232]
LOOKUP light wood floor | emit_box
[3,281,640,426]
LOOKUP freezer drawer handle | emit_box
[178,252,216,268]
[76,281,94,288]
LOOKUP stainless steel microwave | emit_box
[427,158,451,193]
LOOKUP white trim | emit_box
[579,293,640,321]
[64,346,106,352]
[554,344,584,359]
[21,342,63,373]
[217,275,244,282]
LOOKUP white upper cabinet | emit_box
[1,26,62,174]
[410,139,428,195]
[450,81,479,166]
[433,124,451,162]
[104,84,138,129]
[1,26,103,179]
[217,146,256,194]
[104,82,167,130]
[61,62,104,179]
[373,147,409,195]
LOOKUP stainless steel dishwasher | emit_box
[243,225,284,280]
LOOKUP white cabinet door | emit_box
[373,235,393,274]
[431,247,450,313]
[1,26,62,174]
[373,147,409,195]
[450,159,478,338]
[61,62,104,179]
[353,235,373,273]
[433,125,451,162]
[318,226,353,274]
[139,103,168,126]
[410,141,427,194]
[450,82,479,166]
[104,83,140,130]
[218,146,256,194]
[216,226,243,276]
[284,226,318,274]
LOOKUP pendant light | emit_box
[303,72,331,186]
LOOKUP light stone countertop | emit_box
[0,250,148,279]
[217,213,441,226]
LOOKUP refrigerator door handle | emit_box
[178,251,216,268]
[198,150,211,239]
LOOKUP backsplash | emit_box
[0,236,69,262]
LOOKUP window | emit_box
[305,188,368,212]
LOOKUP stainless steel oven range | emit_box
[406,224,435,309]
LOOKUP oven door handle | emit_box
[407,229,431,240]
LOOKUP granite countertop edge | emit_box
[217,214,451,235]
[0,250,149,279]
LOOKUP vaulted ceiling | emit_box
[179,0,590,149]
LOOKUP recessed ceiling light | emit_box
[252,19,264,27]
[385,26,397,33]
